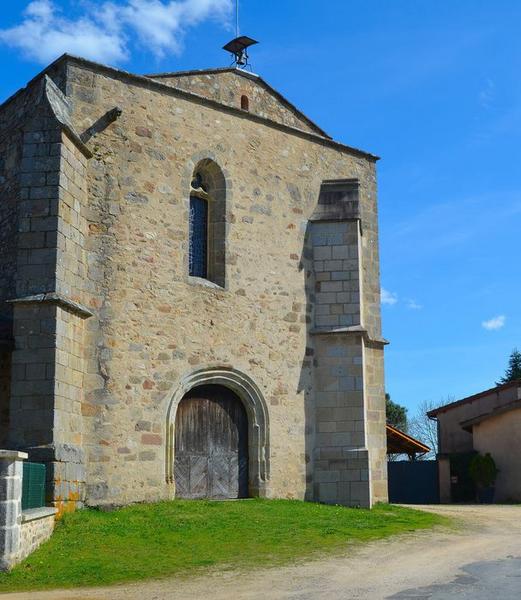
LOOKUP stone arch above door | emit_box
[166,367,270,497]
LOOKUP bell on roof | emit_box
[223,36,258,69]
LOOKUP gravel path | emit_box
[2,505,520,600]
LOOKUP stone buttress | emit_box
[309,180,388,507]
[7,76,93,513]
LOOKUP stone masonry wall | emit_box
[150,70,325,136]
[310,207,369,506]
[9,300,87,513]
[55,133,90,303]
[3,73,90,511]
[49,304,86,513]
[18,510,56,564]
[55,58,384,506]
[0,450,57,570]
[364,344,387,503]
[1,55,386,508]
[0,83,33,441]
[306,177,387,506]
[49,134,89,513]
[312,221,361,330]
[0,352,10,446]
[9,301,57,449]
[312,333,369,505]
[0,85,28,310]
[358,171,387,503]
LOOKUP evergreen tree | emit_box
[385,393,408,431]
[497,348,521,385]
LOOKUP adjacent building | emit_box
[428,380,521,502]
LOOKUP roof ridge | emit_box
[427,378,521,417]
[146,67,254,78]
[460,397,521,430]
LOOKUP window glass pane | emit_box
[189,195,208,278]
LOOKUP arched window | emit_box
[189,195,208,278]
[241,95,249,111]
[188,161,226,287]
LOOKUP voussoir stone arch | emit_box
[165,366,270,497]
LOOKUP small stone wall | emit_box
[18,508,57,564]
[0,450,57,570]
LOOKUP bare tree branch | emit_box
[408,397,453,460]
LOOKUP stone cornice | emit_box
[7,292,93,319]
[0,450,28,461]
[311,325,389,348]
[21,507,58,523]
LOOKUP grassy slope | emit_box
[0,499,448,592]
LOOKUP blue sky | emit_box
[1,1,520,418]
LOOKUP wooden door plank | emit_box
[190,455,209,498]
[174,456,190,498]
[209,454,231,498]
[174,385,249,500]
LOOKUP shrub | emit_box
[469,453,498,488]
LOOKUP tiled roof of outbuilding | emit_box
[427,379,521,417]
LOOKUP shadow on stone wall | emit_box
[298,220,316,501]
[0,314,13,447]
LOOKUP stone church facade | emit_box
[0,54,387,512]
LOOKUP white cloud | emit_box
[482,315,506,331]
[116,0,232,58]
[381,289,423,310]
[406,299,423,310]
[0,1,127,64]
[0,0,232,65]
[381,288,398,306]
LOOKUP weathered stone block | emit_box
[317,482,338,504]
[0,525,20,555]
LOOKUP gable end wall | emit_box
[150,71,326,137]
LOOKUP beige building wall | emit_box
[435,383,521,454]
[473,408,521,502]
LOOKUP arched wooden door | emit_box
[174,385,249,499]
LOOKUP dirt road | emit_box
[3,505,520,600]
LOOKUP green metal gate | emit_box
[388,460,440,504]
[22,462,46,510]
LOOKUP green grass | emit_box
[0,499,449,593]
